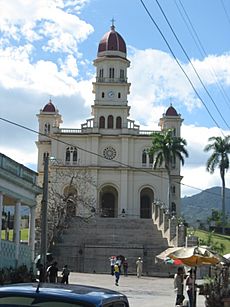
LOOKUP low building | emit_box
[0,153,42,269]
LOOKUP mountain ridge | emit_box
[181,186,230,227]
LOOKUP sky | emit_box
[0,0,230,197]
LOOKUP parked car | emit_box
[0,282,129,306]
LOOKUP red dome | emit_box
[43,99,56,112]
[165,105,178,116]
[98,25,126,57]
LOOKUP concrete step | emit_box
[51,217,169,275]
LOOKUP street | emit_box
[68,272,206,307]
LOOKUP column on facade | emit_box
[14,200,21,264]
[29,206,36,261]
[120,138,129,216]
[120,170,128,216]
[0,192,3,252]
[91,136,99,166]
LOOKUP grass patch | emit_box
[194,229,230,254]
[1,228,29,241]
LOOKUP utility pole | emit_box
[40,153,49,281]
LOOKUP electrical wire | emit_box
[139,0,224,133]
[154,0,230,130]
[0,115,226,199]
[220,0,230,27]
[139,0,227,134]
[175,0,230,112]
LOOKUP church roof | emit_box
[42,99,56,112]
[97,24,126,57]
[165,105,178,116]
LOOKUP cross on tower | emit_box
[111,18,115,29]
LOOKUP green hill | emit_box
[181,186,230,227]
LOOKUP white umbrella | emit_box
[223,253,230,260]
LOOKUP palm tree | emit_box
[148,129,188,214]
[204,136,230,234]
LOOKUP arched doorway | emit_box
[63,185,78,217]
[140,188,154,218]
[99,186,118,218]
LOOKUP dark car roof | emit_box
[0,283,129,306]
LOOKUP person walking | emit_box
[47,261,58,283]
[123,258,128,276]
[185,269,196,307]
[114,261,120,286]
[174,267,185,306]
[61,264,70,284]
[136,257,143,278]
[109,256,116,276]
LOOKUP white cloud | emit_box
[181,124,230,196]
[190,53,230,86]
[0,0,94,53]
[128,48,202,118]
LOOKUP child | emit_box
[114,261,120,286]
[61,264,70,284]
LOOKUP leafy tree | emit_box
[204,136,230,234]
[36,167,97,250]
[148,129,188,213]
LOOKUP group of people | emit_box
[38,262,70,284]
[174,267,196,307]
[109,256,144,286]
[109,256,128,286]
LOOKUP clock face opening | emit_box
[108,90,115,98]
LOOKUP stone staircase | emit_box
[51,217,172,276]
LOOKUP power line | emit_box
[0,115,227,199]
[175,0,230,113]
[139,0,225,133]
[220,0,230,27]
[154,0,230,130]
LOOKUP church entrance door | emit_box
[140,188,154,218]
[100,186,118,218]
[101,193,115,217]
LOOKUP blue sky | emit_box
[0,0,230,197]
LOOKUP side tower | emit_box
[159,105,184,214]
[36,99,62,176]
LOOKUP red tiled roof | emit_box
[98,25,126,55]
[42,100,56,112]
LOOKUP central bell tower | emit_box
[92,24,131,130]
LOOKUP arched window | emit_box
[109,68,115,79]
[65,147,78,165]
[149,153,153,164]
[99,116,105,128]
[65,148,71,162]
[142,150,147,164]
[102,92,105,98]
[99,68,104,78]
[44,123,50,134]
[108,115,114,128]
[171,202,176,213]
[73,148,78,163]
[118,92,121,98]
[43,152,49,161]
[120,69,125,81]
[171,185,176,194]
[116,116,122,128]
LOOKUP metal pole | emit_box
[40,153,49,281]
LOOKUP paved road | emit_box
[68,272,206,307]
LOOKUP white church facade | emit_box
[36,25,183,224]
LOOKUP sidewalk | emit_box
[68,272,206,307]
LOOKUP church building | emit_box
[36,24,184,272]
